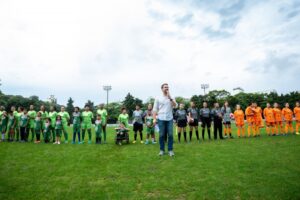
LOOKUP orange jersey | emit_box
[294,107,300,121]
[245,106,254,122]
[282,108,293,121]
[254,107,263,121]
[234,110,244,125]
[273,108,283,122]
[263,108,275,123]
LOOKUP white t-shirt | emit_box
[153,95,177,121]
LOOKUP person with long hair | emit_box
[187,101,200,142]
[221,101,233,138]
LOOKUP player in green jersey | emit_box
[34,112,43,143]
[39,105,49,137]
[118,107,129,128]
[27,105,37,142]
[58,106,70,143]
[43,118,51,143]
[7,111,17,142]
[1,111,8,141]
[14,107,23,141]
[144,109,156,144]
[95,114,102,144]
[97,104,108,143]
[0,106,4,135]
[72,107,81,144]
[19,109,29,142]
[54,115,63,144]
[81,105,94,144]
[49,106,58,143]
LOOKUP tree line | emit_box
[1,90,299,123]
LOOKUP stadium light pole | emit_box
[201,84,209,95]
[103,85,112,109]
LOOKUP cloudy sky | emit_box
[0,0,299,106]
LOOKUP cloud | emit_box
[0,0,299,107]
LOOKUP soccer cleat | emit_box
[140,141,144,144]
[296,132,300,135]
[152,141,157,144]
[58,141,61,144]
[168,151,175,157]
[158,151,164,156]
[132,140,136,144]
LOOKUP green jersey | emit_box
[15,112,23,127]
[58,111,70,124]
[49,111,57,127]
[81,111,93,124]
[97,109,107,124]
[55,120,63,130]
[44,122,51,133]
[118,113,129,127]
[145,115,154,127]
[73,112,81,126]
[1,115,8,131]
[34,117,42,131]
[8,115,16,129]
[20,114,29,127]
[40,111,49,120]
[27,110,37,128]
[95,119,102,133]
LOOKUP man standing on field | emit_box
[153,83,177,157]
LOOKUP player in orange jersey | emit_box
[282,103,294,134]
[273,103,284,135]
[245,103,256,137]
[253,103,263,136]
[263,103,276,136]
[294,101,300,135]
[234,104,245,138]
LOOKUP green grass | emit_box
[0,125,300,200]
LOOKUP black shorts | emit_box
[177,119,187,128]
[189,119,199,127]
[223,121,231,125]
[201,117,211,128]
[133,122,143,132]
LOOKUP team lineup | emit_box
[0,84,300,157]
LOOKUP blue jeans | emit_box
[158,119,174,152]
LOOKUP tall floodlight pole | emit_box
[201,84,209,95]
[103,85,112,109]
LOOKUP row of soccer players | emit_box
[172,101,300,142]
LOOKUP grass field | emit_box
[0,125,300,200]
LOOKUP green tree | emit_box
[66,97,74,118]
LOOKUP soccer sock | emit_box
[183,131,186,142]
[82,129,86,141]
[189,131,192,141]
[52,130,56,142]
[271,127,275,135]
[16,129,19,140]
[31,129,34,140]
[296,123,299,132]
[224,127,227,136]
[103,126,106,142]
[139,131,143,140]
[64,130,68,141]
[178,132,181,142]
[266,127,270,135]
[2,133,4,140]
[134,132,137,141]
[88,129,92,141]
[248,126,251,137]
[285,125,289,134]
[208,129,211,139]
[237,128,240,137]
[290,124,294,133]
[229,128,232,136]
[202,129,205,140]
[252,126,256,136]
[196,130,199,140]
[242,127,245,137]
[256,126,260,135]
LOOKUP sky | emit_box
[0,0,299,107]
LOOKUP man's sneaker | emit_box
[132,140,136,144]
[140,141,144,144]
[57,141,61,144]
[158,151,164,156]
[168,151,175,157]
